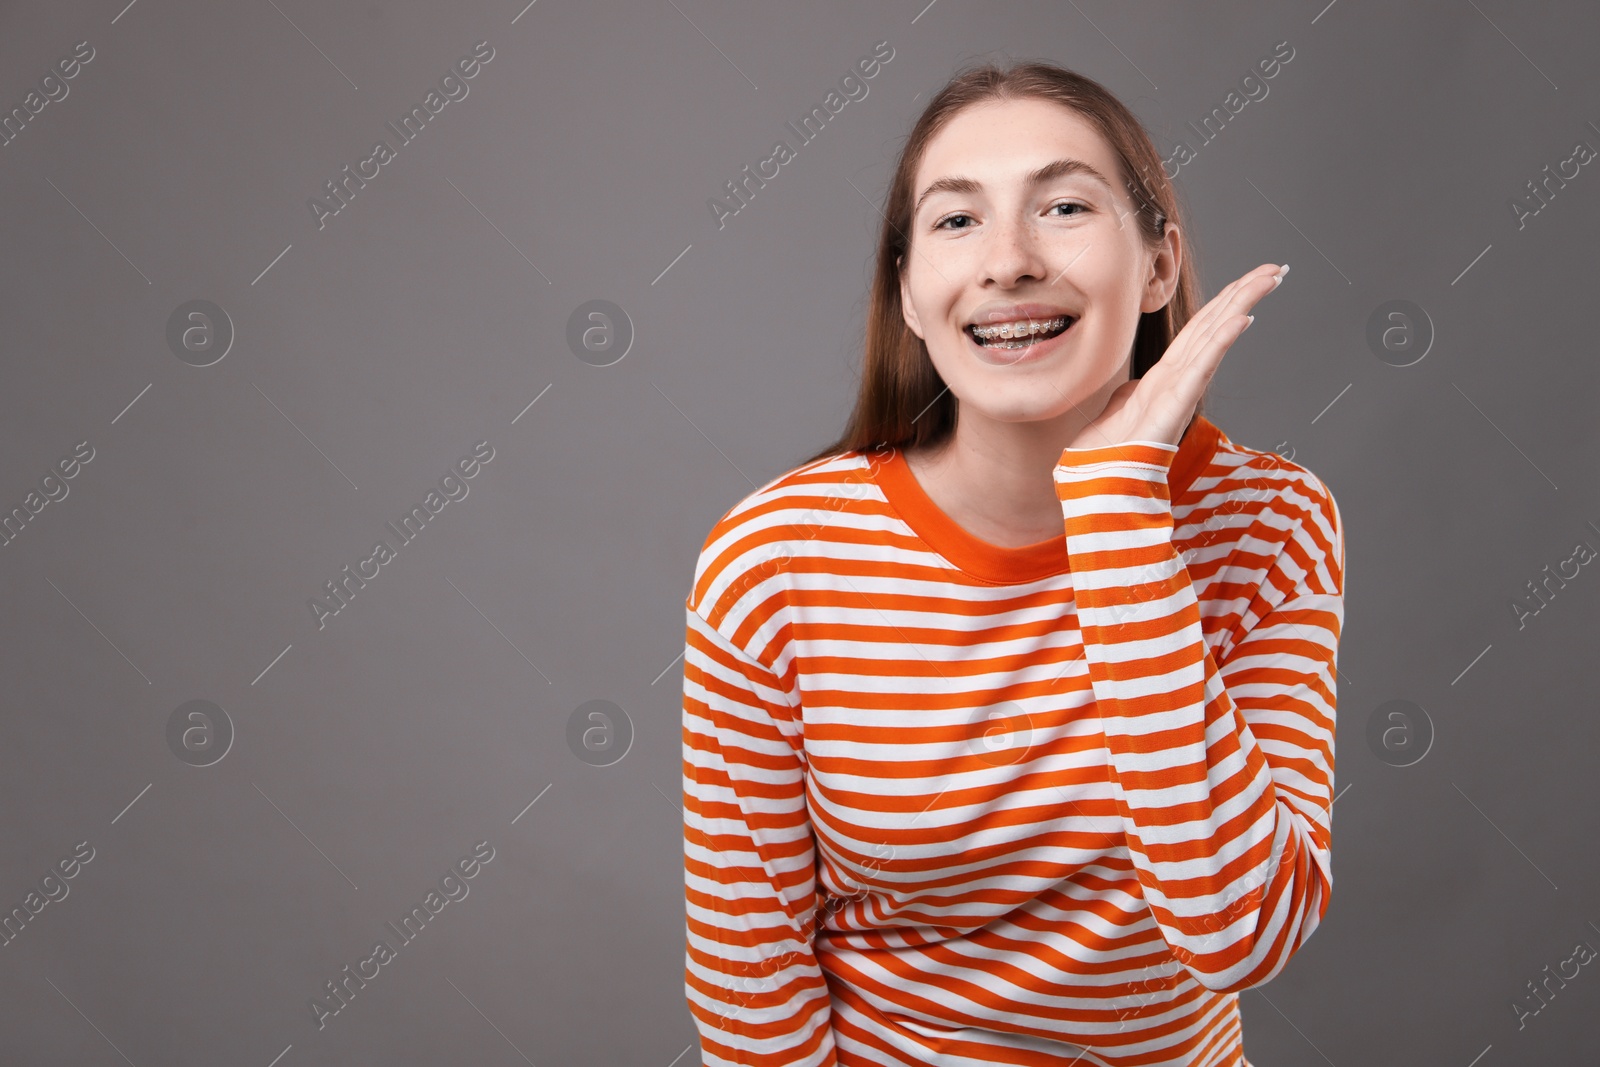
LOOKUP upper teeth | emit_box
[970,316,1069,340]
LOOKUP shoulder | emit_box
[685,447,885,629]
[1185,429,1344,597]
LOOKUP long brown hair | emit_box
[800,60,1205,468]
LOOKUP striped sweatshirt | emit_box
[681,414,1345,1067]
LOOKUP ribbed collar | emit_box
[872,415,1223,585]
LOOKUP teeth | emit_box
[969,316,1069,341]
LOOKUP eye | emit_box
[932,211,975,231]
[933,201,1089,230]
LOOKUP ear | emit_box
[897,254,925,339]
[1140,222,1182,315]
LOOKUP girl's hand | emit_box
[1064,262,1288,452]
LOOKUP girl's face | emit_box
[899,97,1179,432]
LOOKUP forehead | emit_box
[913,97,1125,200]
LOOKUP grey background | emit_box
[1,0,1597,1063]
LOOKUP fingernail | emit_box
[1276,264,1290,279]
[1246,315,1255,327]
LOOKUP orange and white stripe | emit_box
[682,415,1344,1067]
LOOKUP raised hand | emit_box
[1065,262,1289,452]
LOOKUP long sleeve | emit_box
[1053,438,1344,994]
[682,604,839,1067]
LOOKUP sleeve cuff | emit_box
[1058,439,1179,470]
[1054,440,1180,505]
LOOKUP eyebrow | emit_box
[913,157,1116,217]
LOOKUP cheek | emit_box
[1074,250,1139,299]
[905,275,961,334]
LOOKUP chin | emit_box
[960,388,1083,425]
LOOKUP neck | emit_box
[903,400,1197,551]
[906,412,1089,549]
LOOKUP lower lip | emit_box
[966,319,1076,366]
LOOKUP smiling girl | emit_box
[683,60,1345,1067]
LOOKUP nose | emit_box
[978,210,1052,288]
